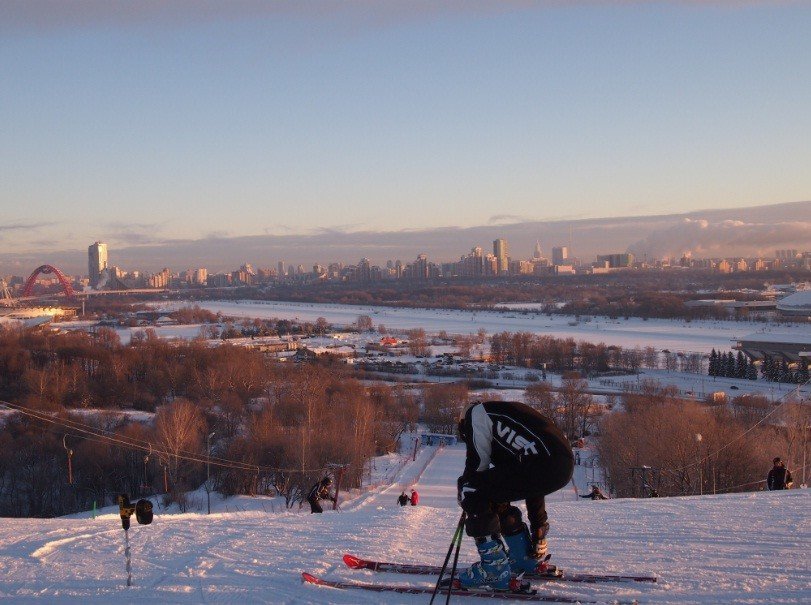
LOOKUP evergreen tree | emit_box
[779,359,791,383]
[736,351,747,379]
[708,349,718,377]
[746,362,758,381]
[762,356,774,382]
[726,352,736,378]
[798,362,810,385]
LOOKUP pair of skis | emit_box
[301,553,656,603]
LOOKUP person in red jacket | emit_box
[409,489,419,505]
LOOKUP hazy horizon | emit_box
[1,200,808,277]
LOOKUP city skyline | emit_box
[0,199,809,277]
[2,1,810,259]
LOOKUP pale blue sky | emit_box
[1,1,810,257]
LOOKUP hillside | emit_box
[0,445,807,603]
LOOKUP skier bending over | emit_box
[580,485,608,500]
[306,477,335,513]
[454,401,574,590]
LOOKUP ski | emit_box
[343,553,657,584]
[302,572,636,603]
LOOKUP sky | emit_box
[1,1,810,271]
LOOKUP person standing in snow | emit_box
[397,491,409,506]
[306,477,335,513]
[453,401,574,590]
[767,458,794,490]
[409,489,419,506]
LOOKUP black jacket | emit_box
[308,480,333,501]
[459,401,572,477]
[767,466,793,490]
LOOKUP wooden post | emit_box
[413,437,419,461]
[333,465,345,511]
[63,436,73,485]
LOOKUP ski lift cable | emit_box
[0,400,330,474]
[663,376,810,475]
[0,398,292,471]
[0,400,257,470]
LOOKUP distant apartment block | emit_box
[552,246,569,266]
[88,241,108,287]
[596,253,635,268]
[493,239,509,275]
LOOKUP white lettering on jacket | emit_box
[496,421,538,455]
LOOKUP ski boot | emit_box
[531,522,550,560]
[456,536,511,590]
[503,522,556,575]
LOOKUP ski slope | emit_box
[0,445,808,603]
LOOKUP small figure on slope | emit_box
[307,477,336,513]
[409,488,419,506]
[454,401,574,590]
[767,457,794,490]
[580,485,608,500]
[397,491,409,506]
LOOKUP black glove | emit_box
[457,475,477,510]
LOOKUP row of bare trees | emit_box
[0,325,420,517]
[596,383,810,497]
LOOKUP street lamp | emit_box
[207,431,215,515]
[695,433,703,496]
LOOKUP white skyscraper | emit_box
[88,242,108,287]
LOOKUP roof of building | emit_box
[777,289,811,312]
[737,332,811,346]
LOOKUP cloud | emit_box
[102,222,166,246]
[628,218,811,259]
[0,221,55,234]
[488,214,527,225]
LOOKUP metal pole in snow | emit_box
[413,437,419,461]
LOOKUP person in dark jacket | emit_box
[580,485,608,500]
[397,491,409,506]
[767,458,794,490]
[307,477,335,513]
[454,401,574,590]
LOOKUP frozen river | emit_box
[155,299,811,354]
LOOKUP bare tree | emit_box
[155,398,206,497]
[356,315,374,332]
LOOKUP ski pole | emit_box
[445,521,464,605]
[429,512,466,605]
[124,528,132,587]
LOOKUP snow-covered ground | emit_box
[0,445,807,603]
[150,299,811,355]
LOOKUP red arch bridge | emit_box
[21,265,75,298]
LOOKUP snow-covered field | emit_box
[153,300,811,355]
[0,445,807,604]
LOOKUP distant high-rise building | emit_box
[493,239,508,274]
[533,241,543,260]
[277,261,286,277]
[552,246,569,266]
[88,242,108,287]
[596,253,635,268]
